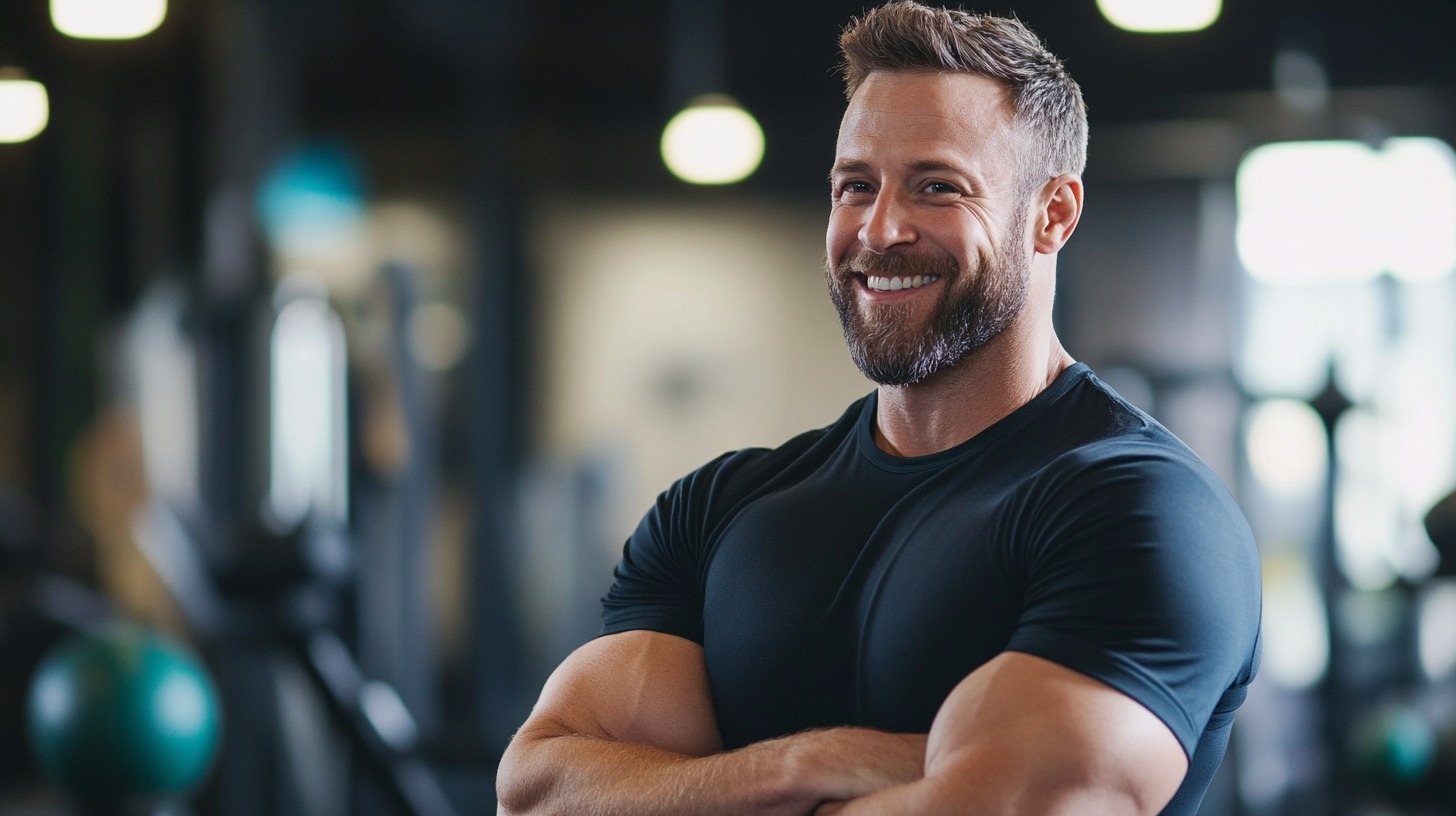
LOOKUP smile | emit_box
[865,274,941,292]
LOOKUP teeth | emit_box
[867,275,940,292]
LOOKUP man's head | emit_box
[838,1,1087,189]
[826,3,1085,387]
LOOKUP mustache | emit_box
[836,252,959,279]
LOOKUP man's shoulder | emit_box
[1038,366,1211,472]
[668,393,872,501]
[1022,368,1246,526]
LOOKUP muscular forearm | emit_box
[812,769,1150,816]
[811,652,1188,816]
[496,725,926,816]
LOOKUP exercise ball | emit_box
[25,622,221,803]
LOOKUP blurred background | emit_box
[2,0,1456,814]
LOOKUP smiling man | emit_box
[496,3,1261,815]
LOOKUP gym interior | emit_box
[1,0,1455,814]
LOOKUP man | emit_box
[496,2,1261,814]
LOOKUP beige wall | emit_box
[530,197,872,545]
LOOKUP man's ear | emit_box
[1032,174,1083,255]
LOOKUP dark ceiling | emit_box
[97,0,1425,204]
[495,0,1456,198]
[6,0,1456,203]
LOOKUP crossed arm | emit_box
[495,630,1187,815]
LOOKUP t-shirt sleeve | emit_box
[1003,442,1262,758]
[598,482,707,643]
[598,451,752,643]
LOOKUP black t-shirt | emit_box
[601,363,1262,814]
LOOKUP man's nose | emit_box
[858,191,917,252]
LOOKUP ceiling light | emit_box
[52,0,166,39]
[0,69,49,143]
[661,95,764,185]
[1097,0,1220,33]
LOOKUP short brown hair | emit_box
[838,1,1088,185]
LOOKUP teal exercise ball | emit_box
[25,622,222,803]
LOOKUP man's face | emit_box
[826,70,1034,386]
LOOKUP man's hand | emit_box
[777,728,926,805]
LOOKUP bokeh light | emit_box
[51,0,166,39]
[0,72,49,143]
[1261,554,1330,688]
[1245,399,1328,499]
[1096,0,1220,32]
[1237,138,1456,285]
[661,95,764,185]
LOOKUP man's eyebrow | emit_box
[829,159,873,180]
[905,159,978,177]
[828,159,970,180]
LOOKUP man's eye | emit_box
[925,182,959,194]
[840,181,873,194]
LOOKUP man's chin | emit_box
[848,340,940,386]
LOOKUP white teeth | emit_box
[867,274,940,292]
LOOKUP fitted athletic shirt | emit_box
[601,362,1262,815]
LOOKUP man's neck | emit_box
[873,325,1074,458]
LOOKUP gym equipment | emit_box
[119,277,462,816]
[212,516,458,816]
[25,621,221,805]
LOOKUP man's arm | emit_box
[495,630,926,816]
[815,651,1187,816]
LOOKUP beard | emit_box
[826,228,1030,387]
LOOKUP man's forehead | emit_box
[835,71,1018,157]
[837,108,976,140]
[849,70,1013,113]
[842,72,1011,126]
